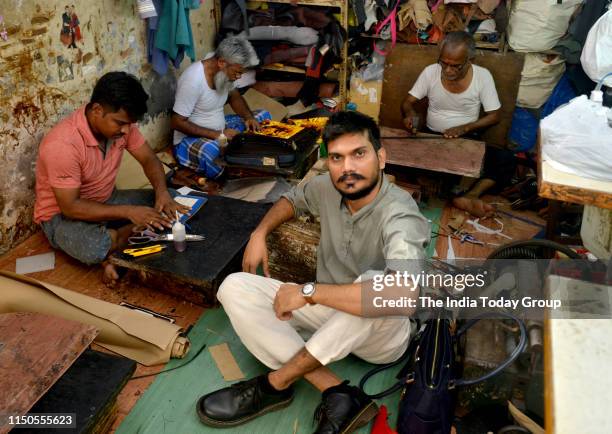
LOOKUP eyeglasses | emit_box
[438,59,468,71]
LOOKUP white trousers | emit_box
[217,272,412,369]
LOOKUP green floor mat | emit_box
[118,308,404,434]
[421,198,444,259]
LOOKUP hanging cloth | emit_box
[373,0,400,55]
[155,0,200,69]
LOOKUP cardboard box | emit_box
[349,77,383,121]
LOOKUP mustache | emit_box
[337,172,365,183]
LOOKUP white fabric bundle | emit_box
[508,0,583,52]
[239,26,319,46]
[581,10,612,87]
[541,95,612,181]
[517,53,566,109]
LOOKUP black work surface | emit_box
[110,194,271,288]
[23,349,135,434]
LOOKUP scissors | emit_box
[128,228,206,245]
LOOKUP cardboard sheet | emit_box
[209,343,245,381]
[15,251,55,274]
[115,151,170,190]
[0,270,188,366]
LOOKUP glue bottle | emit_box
[218,130,228,148]
[173,211,186,252]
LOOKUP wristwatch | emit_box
[301,282,317,305]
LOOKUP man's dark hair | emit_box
[322,111,381,151]
[440,31,476,60]
[90,71,149,121]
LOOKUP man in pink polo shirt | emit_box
[34,71,189,284]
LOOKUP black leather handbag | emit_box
[360,312,527,434]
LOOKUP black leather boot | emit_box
[313,381,379,434]
[196,375,294,427]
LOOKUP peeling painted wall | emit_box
[0,0,215,254]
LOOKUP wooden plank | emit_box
[0,312,98,429]
[434,195,546,260]
[379,43,524,147]
[539,161,612,210]
[381,126,485,177]
[536,137,612,210]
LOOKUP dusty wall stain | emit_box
[0,0,215,255]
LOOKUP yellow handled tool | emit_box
[123,244,167,257]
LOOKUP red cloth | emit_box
[371,405,398,434]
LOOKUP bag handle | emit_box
[359,312,527,397]
[359,327,421,399]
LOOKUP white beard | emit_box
[214,71,234,94]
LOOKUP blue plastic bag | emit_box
[508,74,576,152]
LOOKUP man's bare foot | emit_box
[453,197,496,218]
[102,261,120,286]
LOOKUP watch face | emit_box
[302,283,315,296]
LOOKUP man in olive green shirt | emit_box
[196,111,430,433]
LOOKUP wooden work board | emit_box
[381,126,485,177]
[379,43,524,147]
[109,195,271,305]
[0,312,98,432]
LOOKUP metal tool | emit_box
[128,229,205,245]
[123,244,167,257]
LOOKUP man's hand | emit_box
[402,116,418,135]
[242,231,270,276]
[126,206,173,231]
[155,191,191,219]
[443,124,471,139]
[223,128,240,141]
[244,118,260,132]
[274,283,306,320]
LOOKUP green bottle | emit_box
[319,139,327,158]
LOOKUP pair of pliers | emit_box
[459,233,484,246]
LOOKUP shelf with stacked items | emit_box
[359,31,507,53]
[213,0,348,108]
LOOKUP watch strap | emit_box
[304,295,316,305]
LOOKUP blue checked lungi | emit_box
[174,109,272,179]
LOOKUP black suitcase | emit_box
[225,127,319,169]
